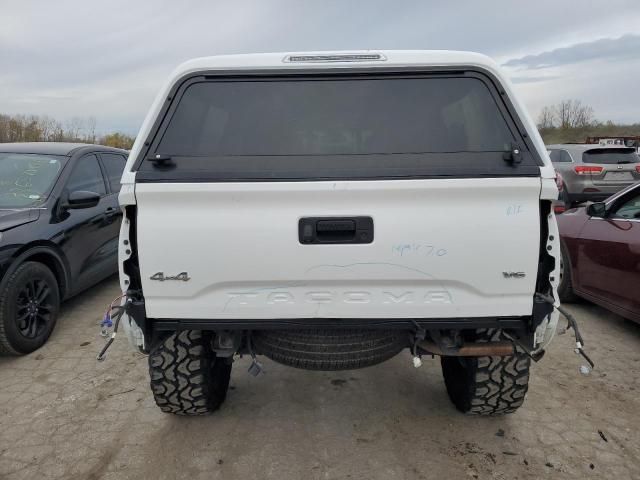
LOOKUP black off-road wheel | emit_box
[0,262,60,355]
[149,330,232,415]
[558,242,578,303]
[253,329,406,371]
[441,329,530,416]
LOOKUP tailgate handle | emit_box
[299,217,373,244]
[316,219,356,232]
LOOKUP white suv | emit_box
[118,51,560,416]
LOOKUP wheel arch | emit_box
[7,243,71,300]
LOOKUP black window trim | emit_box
[133,66,544,182]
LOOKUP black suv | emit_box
[0,142,127,355]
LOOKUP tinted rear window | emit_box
[138,73,540,181]
[157,77,513,156]
[582,148,638,164]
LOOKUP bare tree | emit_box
[24,115,42,141]
[569,101,594,128]
[85,116,97,143]
[65,117,84,141]
[552,99,595,129]
[537,106,556,129]
[556,100,572,129]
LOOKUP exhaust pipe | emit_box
[418,340,514,357]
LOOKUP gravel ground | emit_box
[1,276,639,480]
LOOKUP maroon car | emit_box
[558,181,640,322]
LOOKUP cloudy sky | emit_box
[1,0,639,135]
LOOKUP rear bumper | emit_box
[122,312,537,357]
[124,296,530,332]
[566,181,634,203]
[138,315,529,332]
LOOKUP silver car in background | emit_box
[548,144,640,206]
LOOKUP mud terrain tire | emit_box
[253,329,406,371]
[441,329,530,415]
[149,330,231,415]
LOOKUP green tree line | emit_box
[0,113,135,150]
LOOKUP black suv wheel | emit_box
[0,261,60,355]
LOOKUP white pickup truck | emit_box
[117,51,560,416]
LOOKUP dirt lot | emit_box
[1,276,639,480]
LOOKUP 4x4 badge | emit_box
[150,272,191,282]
